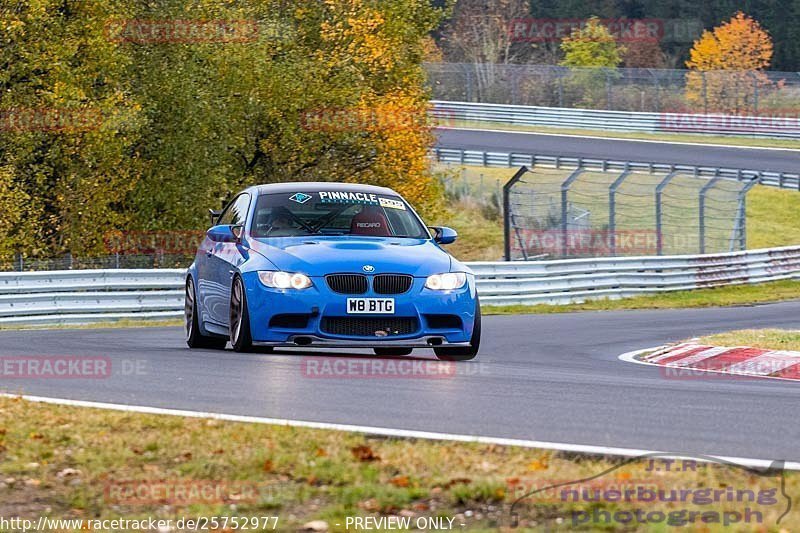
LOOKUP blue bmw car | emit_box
[185,183,480,360]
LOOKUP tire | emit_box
[185,278,227,350]
[230,275,255,353]
[374,347,413,356]
[434,298,481,361]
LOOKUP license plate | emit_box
[347,298,395,314]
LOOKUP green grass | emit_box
[0,396,796,532]
[484,279,800,315]
[448,119,800,150]
[747,185,800,249]
[696,328,800,351]
[0,318,183,331]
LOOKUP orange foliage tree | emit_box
[685,12,774,114]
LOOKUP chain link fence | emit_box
[504,166,755,260]
[426,63,800,114]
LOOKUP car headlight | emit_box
[258,271,313,290]
[425,272,467,291]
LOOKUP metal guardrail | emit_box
[471,246,800,306]
[431,100,800,139]
[430,148,800,191]
[0,270,186,326]
[2,247,800,325]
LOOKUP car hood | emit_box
[248,236,453,277]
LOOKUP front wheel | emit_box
[185,278,227,350]
[434,299,481,361]
[230,276,254,353]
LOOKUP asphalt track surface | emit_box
[436,128,800,174]
[2,301,800,462]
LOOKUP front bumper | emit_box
[254,336,471,349]
[242,271,477,346]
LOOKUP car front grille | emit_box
[326,274,368,294]
[320,317,418,337]
[373,274,413,295]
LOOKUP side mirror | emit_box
[209,209,222,226]
[430,226,457,245]
[207,225,241,243]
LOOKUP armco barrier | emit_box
[0,269,186,326]
[2,246,800,325]
[431,100,800,139]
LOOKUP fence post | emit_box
[557,75,564,107]
[654,73,661,112]
[699,173,722,254]
[561,168,585,258]
[734,175,761,251]
[512,69,520,105]
[605,68,612,109]
[16,252,22,272]
[752,74,759,114]
[503,166,530,261]
[702,72,708,114]
[608,167,632,256]
[655,171,680,255]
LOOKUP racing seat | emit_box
[350,205,390,236]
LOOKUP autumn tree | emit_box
[559,17,625,108]
[685,12,774,113]
[439,0,530,101]
[622,41,666,68]
[0,0,142,258]
[559,17,624,68]
[2,0,447,259]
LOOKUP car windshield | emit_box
[250,191,430,239]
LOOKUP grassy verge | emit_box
[484,279,800,315]
[0,319,183,331]
[697,329,800,351]
[447,119,800,150]
[0,396,795,532]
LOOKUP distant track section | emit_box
[435,127,800,176]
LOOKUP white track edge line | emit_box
[619,346,800,384]
[2,391,797,470]
[437,127,800,153]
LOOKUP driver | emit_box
[267,206,296,236]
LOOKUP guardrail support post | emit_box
[561,168,585,258]
[699,174,722,254]
[504,166,530,261]
[655,171,680,255]
[608,167,632,256]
